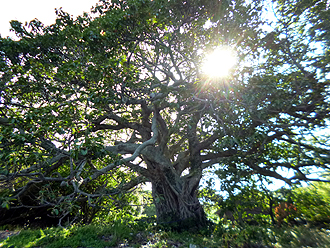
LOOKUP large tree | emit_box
[0,0,329,227]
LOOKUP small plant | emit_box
[274,225,330,248]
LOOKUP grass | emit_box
[1,220,330,248]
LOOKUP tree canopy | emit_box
[0,0,329,228]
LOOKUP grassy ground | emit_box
[1,220,330,248]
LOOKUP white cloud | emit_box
[0,0,98,37]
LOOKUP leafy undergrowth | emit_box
[1,220,330,248]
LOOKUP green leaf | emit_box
[1,202,9,210]
[53,209,59,216]
[80,149,88,155]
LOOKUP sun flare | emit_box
[202,47,236,78]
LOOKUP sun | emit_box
[202,47,236,78]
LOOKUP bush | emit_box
[292,182,330,227]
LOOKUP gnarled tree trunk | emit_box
[150,167,207,229]
[142,125,208,230]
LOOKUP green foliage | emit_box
[212,223,276,247]
[213,223,330,248]
[0,224,122,248]
[292,181,330,225]
[2,220,330,248]
[274,225,330,248]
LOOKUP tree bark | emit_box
[142,139,208,230]
[150,169,207,230]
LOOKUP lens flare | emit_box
[202,47,236,78]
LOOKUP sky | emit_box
[0,0,98,38]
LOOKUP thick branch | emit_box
[196,133,220,151]
[92,112,146,134]
[83,114,158,184]
[155,109,169,153]
[0,117,10,126]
